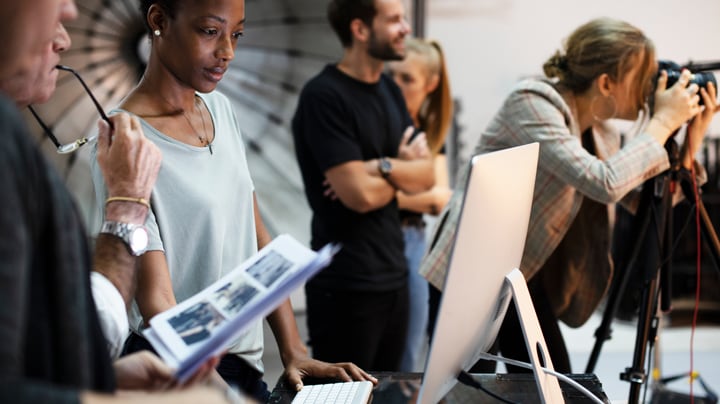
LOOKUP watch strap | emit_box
[100,221,147,256]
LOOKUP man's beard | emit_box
[368,32,404,61]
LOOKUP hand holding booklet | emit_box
[143,234,339,382]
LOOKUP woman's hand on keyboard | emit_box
[282,356,378,392]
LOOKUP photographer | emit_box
[421,17,719,372]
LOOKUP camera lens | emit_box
[664,69,717,105]
[693,71,718,90]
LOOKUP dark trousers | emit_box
[427,277,571,374]
[305,284,409,371]
[122,332,270,402]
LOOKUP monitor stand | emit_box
[505,268,565,404]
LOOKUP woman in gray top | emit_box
[92,0,375,401]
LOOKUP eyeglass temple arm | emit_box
[27,105,62,149]
[56,65,114,129]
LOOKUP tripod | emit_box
[584,133,720,404]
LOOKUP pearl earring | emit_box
[153,29,161,37]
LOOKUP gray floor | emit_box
[560,314,720,403]
[261,304,720,403]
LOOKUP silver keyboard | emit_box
[291,381,373,404]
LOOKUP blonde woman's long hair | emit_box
[406,38,453,155]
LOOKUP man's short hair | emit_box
[327,0,377,48]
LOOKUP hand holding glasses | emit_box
[28,65,112,154]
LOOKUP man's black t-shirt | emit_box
[292,64,413,292]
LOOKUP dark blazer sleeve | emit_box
[0,96,80,404]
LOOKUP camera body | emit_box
[659,60,717,105]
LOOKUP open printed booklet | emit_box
[143,234,339,382]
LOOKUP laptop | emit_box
[288,143,559,403]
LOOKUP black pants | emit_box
[305,284,409,371]
[427,278,571,374]
[122,332,270,402]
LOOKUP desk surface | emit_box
[268,372,609,403]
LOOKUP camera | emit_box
[659,60,718,105]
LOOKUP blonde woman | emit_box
[387,37,453,372]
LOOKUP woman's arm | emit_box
[619,83,718,213]
[396,154,452,215]
[266,299,375,390]
[254,194,375,389]
[135,251,177,327]
[252,194,272,249]
[681,82,719,170]
[490,83,668,204]
[253,193,308,367]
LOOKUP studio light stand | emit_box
[584,131,720,404]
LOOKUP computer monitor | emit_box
[417,142,564,404]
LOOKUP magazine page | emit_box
[143,234,339,381]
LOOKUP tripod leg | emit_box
[621,175,673,404]
[679,170,720,272]
[585,176,661,374]
[624,276,660,404]
[660,184,674,312]
[698,199,720,270]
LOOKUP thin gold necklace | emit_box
[160,93,214,154]
[188,95,213,154]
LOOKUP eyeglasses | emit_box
[28,65,113,154]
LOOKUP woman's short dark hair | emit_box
[543,17,657,110]
[327,0,377,48]
[139,0,181,36]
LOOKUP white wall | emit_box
[425,0,720,165]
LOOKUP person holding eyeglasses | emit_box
[0,1,242,403]
[0,13,157,363]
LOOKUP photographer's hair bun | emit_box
[542,18,655,107]
[543,51,568,79]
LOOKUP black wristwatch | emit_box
[378,157,393,179]
[100,221,149,256]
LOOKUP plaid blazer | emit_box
[420,79,672,326]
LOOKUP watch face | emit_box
[380,158,392,177]
[129,226,149,253]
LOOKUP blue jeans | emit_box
[399,224,429,371]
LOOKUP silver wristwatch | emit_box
[100,221,148,256]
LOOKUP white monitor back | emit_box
[417,142,541,404]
